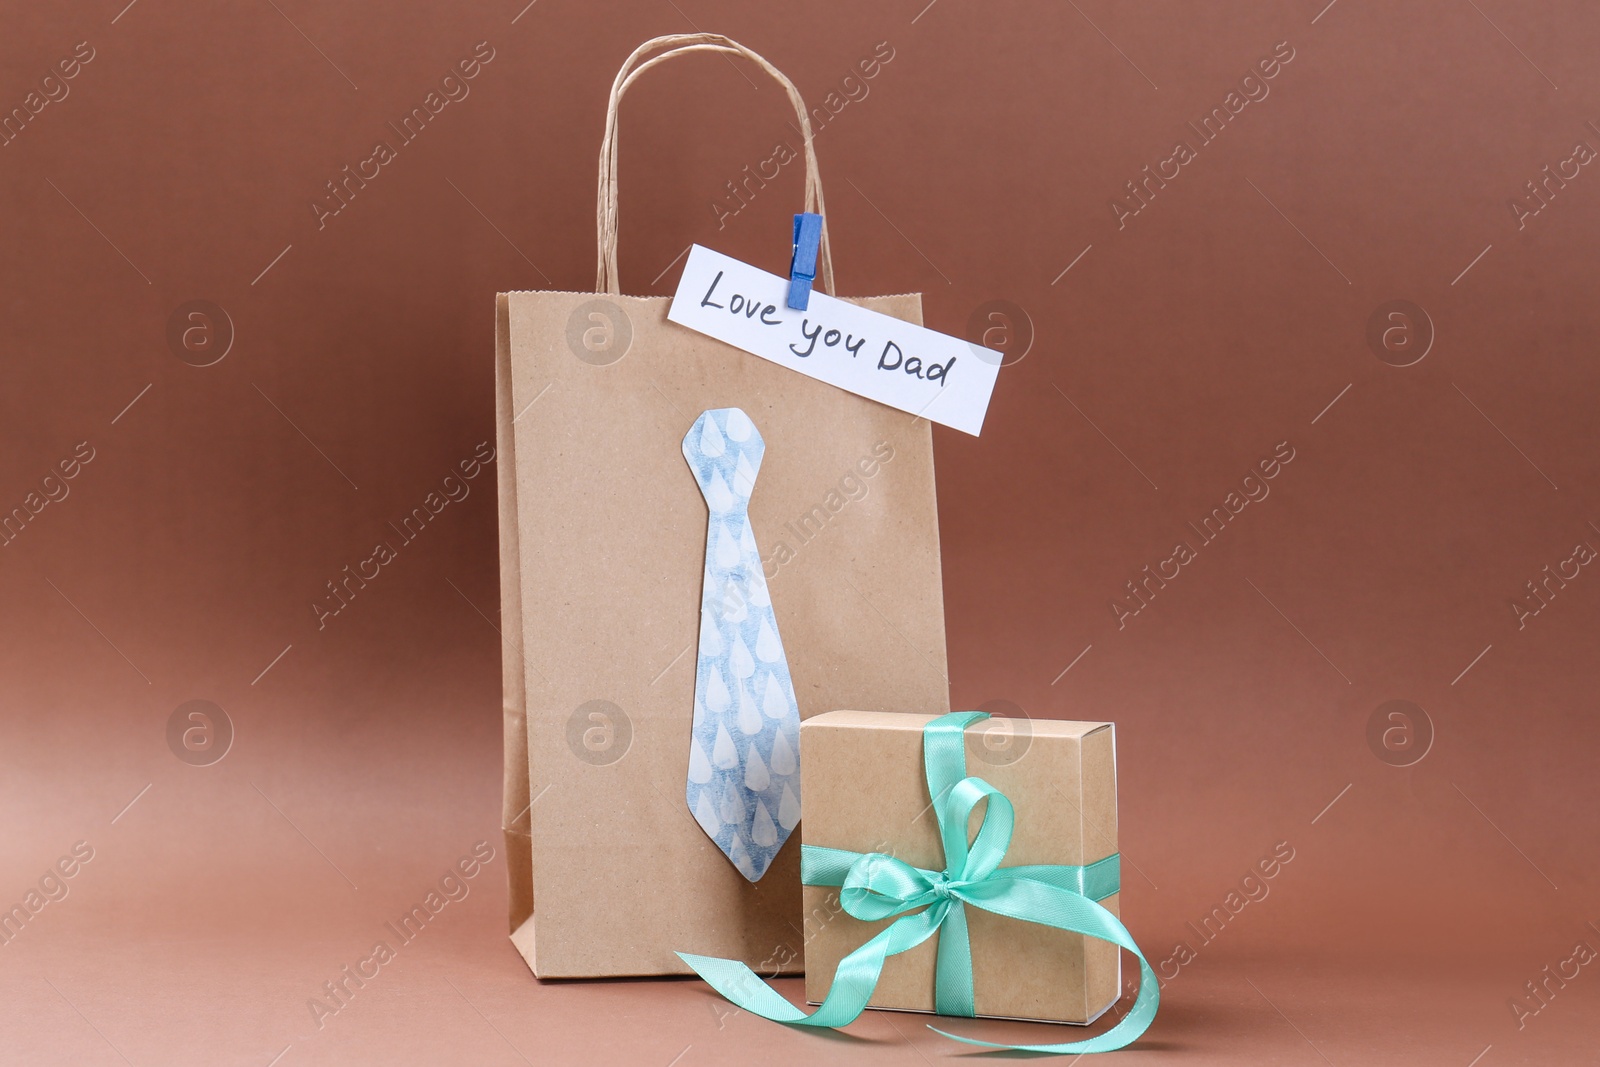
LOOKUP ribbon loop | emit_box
[839,852,939,921]
[943,776,1013,885]
[676,711,1159,1055]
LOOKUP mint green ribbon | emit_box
[677,711,1160,1054]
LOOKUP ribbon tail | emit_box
[677,904,946,1030]
[930,878,1160,1054]
[676,952,813,1024]
[930,954,1159,1054]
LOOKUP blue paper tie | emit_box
[787,213,822,311]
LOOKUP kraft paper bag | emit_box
[496,33,950,979]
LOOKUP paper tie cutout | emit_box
[683,407,802,881]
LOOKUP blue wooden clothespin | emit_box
[787,212,823,311]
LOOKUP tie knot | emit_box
[929,872,955,900]
[683,407,764,512]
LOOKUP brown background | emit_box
[2,0,1596,1063]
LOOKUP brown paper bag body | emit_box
[496,291,950,977]
[800,711,1121,1023]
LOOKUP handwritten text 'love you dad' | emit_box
[697,269,958,385]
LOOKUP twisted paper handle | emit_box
[595,33,836,296]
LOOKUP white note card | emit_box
[668,245,1000,436]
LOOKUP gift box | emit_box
[799,710,1121,1024]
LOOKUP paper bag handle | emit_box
[596,33,836,297]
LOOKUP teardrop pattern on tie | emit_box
[728,834,757,880]
[732,452,758,498]
[777,784,801,830]
[719,783,746,826]
[699,413,726,457]
[715,522,741,569]
[705,666,731,714]
[751,801,779,847]
[729,634,755,679]
[724,407,754,442]
[712,724,739,769]
[736,683,762,735]
[717,579,748,624]
[695,793,721,836]
[754,619,784,663]
[688,738,713,784]
[762,673,789,720]
[769,730,797,776]
[698,619,722,658]
[744,744,770,791]
[704,469,735,513]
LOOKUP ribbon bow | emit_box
[677,711,1160,1055]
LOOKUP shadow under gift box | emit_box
[799,711,1121,1025]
